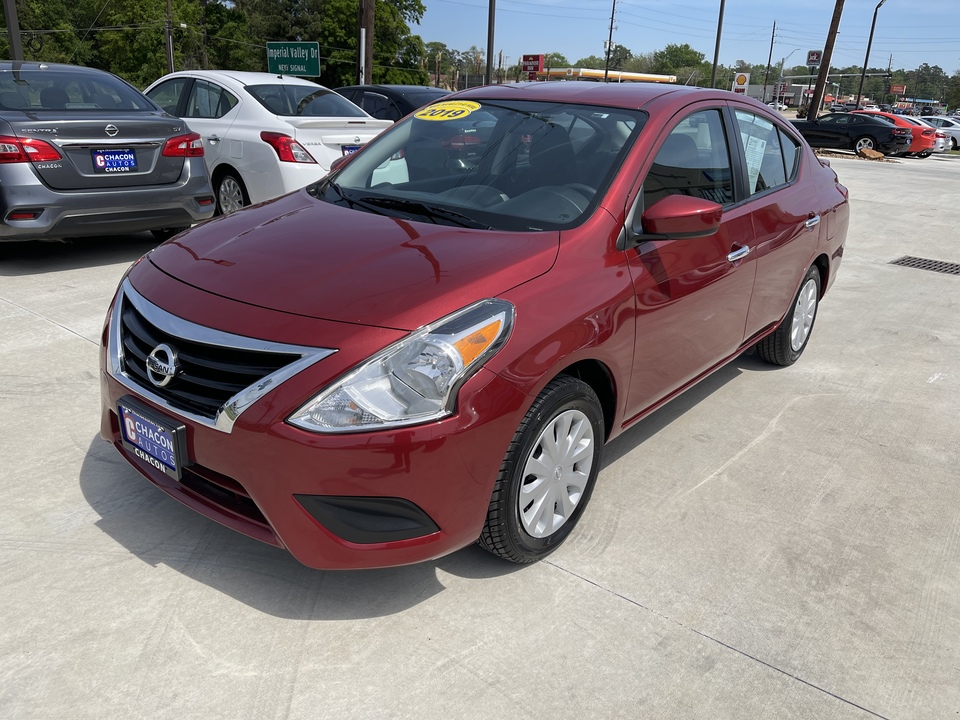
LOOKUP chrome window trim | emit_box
[109,279,336,433]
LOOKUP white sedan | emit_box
[921,115,960,150]
[767,101,788,111]
[144,71,393,214]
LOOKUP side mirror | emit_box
[637,194,723,240]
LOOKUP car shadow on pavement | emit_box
[0,234,159,276]
[599,352,770,467]
[79,436,523,620]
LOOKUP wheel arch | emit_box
[211,162,244,188]
[554,359,617,442]
[812,253,830,299]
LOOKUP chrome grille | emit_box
[109,279,336,433]
[120,299,300,417]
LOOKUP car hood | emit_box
[148,190,559,331]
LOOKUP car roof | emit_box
[0,61,114,76]
[452,82,734,111]
[337,84,449,95]
[156,70,326,88]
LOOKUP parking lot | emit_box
[1,153,958,719]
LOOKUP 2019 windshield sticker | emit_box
[414,100,481,121]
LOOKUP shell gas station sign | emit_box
[732,72,750,94]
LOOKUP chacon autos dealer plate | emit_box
[118,396,188,480]
[92,148,138,173]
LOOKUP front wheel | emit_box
[853,136,876,153]
[756,265,821,366]
[478,376,604,563]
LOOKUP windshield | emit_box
[0,70,154,111]
[315,99,645,231]
[246,84,368,117]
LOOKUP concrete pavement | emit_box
[1,154,958,719]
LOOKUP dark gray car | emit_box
[334,84,451,121]
[0,62,214,243]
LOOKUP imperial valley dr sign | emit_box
[266,42,320,76]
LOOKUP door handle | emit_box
[726,245,751,262]
[805,215,821,230]
[207,135,221,144]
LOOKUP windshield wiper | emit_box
[356,196,492,230]
[318,180,391,216]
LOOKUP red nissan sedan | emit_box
[100,83,849,569]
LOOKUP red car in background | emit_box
[100,84,849,569]
[851,110,937,157]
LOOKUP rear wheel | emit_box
[916,150,932,158]
[479,376,604,563]
[853,136,876,153]
[756,265,821,366]
[215,172,249,215]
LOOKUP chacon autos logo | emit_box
[146,343,180,387]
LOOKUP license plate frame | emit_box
[92,148,138,174]
[341,144,361,156]
[117,396,188,481]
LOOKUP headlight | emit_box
[288,299,514,433]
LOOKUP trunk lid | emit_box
[12,112,191,190]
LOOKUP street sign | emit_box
[890,84,906,95]
[521,54,544,73]
[806,50,822,67]
[731,72,750,95]
[266,42,320,76]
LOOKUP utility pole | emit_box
[358,0,375,84]
[2,0,23,61]
[165,0,175,74]
[435,51,442,88]
[485,0,495,85]
[709,0,726,88]
[808,0,845,119]
[762,21,776,103]
[603,0,616,82]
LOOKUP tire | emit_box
[916,150,932,159]
[853,136,876,153]
[756,265,821,366]
[952,138,958,151]
[215,171,249,215]
[478,376,604,563]
[150,226,188,242]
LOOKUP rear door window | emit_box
[184,80,237,119]
[734,110,799,195]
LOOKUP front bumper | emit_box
[0,158,214,242]
[99,291,529,569]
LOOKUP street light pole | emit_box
[856,0,887,109]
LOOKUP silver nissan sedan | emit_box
[0,61,214,243]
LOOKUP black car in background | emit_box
[334,84,451,122]
[790,112,912,155]
[0,61,214,243]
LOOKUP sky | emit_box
[412,0,960,77]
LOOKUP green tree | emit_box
[574,54,605,69]
[650,43,705,75]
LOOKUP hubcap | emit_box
[218,176,245,214]
[518,409,595,539]
[790,278,818,352]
